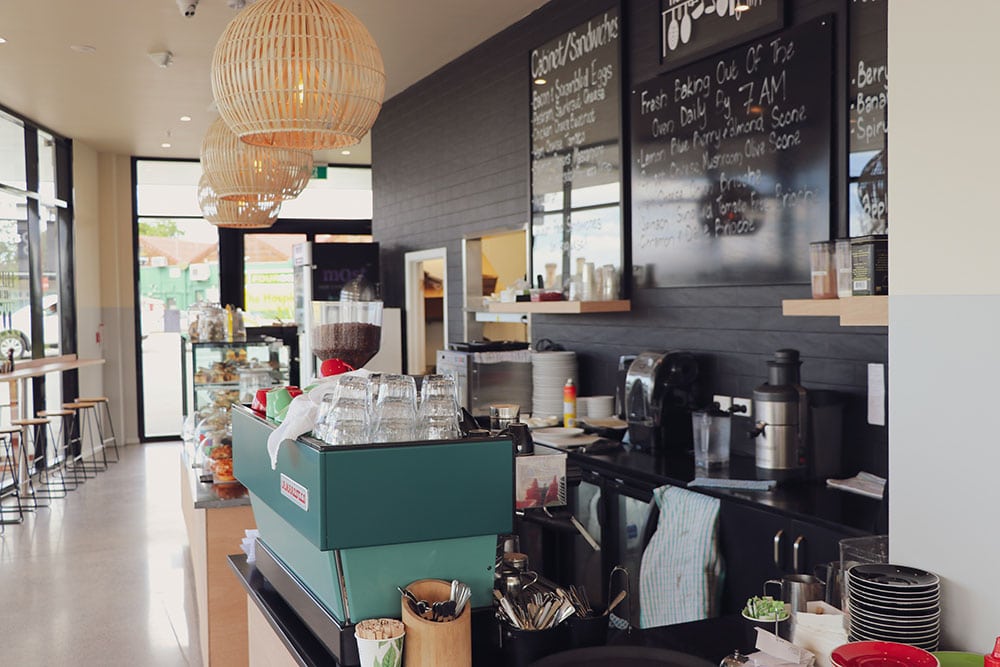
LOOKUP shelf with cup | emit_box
[484,299,631,315]
[781,296,887,327]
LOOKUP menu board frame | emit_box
[529,4,627,301]
[630,16,833,288]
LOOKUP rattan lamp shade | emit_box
[200,116,312,203]
[198,175,281,229]
[211,0,385,150]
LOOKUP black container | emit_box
[850,234,888,295]
[565,611,609,649]
[500,622,569,667]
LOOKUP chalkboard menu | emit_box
[848,0,887,236]
[631,16,832,287]
[530,8,624,298]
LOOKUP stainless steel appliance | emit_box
[751,349,807,480]
[436,344,532,418]
[624,351,700,453]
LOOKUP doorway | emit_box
[404,248,448,375]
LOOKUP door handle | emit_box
[773,529,784,569]
[793,535,806,573]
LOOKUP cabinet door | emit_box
[788,520,856,575]
[718,501,787,615]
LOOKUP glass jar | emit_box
[198,304,227,342]
[239,366,274,404]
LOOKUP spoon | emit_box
[680,3,692,44]
[603,590,628,616]
[667,5,680,51]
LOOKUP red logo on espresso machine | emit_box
[280,473,309,511]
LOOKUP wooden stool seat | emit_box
[38,410,74,417]
[12,418,50,426]
[63,402,96,410]
[76,396,109,403]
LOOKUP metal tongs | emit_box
[398,580,471,622]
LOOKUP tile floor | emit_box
[0,442,202,666]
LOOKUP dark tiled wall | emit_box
[372,0,887,476]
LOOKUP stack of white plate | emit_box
[846,563,941,651]
[531,351,577,420]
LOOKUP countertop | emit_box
[543,443,886,536]
[180,449,250,509]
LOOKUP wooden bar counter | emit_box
[179,451,256,666]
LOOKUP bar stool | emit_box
[38,409,82,490]
[76,396,120,463]
[62,402,108,476]
[9,418,51,508]
[0,426,25,531]
[12,417,65,501]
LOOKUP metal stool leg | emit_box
[24,417,66,500]
[39,410,80,490]
[63,403,106,474]
[11,420,48,510]
[76,397,119,464]
[0,429,25,531]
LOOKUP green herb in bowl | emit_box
[742,595,789,621]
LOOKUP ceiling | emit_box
[0,0,548,164]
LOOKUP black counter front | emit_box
[229,553,749,666]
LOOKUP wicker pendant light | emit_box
[200,116,312,203]
[198,175,282,229]
[211,0,385,150]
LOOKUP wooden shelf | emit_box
[484,299,631,314]
[782,296,887,326]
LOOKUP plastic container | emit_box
[198,304,227,342]
[809,241,837,299]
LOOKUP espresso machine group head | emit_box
[625,351,701,454]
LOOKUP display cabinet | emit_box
[182,331,295,414]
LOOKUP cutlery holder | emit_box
[401,579,471,667]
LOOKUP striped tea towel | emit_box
[638,485,722,627]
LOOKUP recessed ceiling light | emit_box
[341,150,351,155]
[735,3,751,11]
[0,37,7,45]
[534,77,547,85]
[180,115,192,122]
[70,44,97,54]
[161,142,172,149]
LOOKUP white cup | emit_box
[587,395,614,419]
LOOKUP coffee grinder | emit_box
[750,349,808,480]
[624,351,700,454]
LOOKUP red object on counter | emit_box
[286,386,302,399]
[252,389,269,414]
[985,637,1000,667]
[320,358,355,377]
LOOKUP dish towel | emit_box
[638,484,723,628]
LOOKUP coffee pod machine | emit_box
[625,351,700,453]
[751,349,808,480]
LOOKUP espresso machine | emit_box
[624,351,701,453]
[751,349,808,480]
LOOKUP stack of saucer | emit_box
[531,351,577,420]
[846,563,940,651]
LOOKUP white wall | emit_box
[71,141,105,402]
[889,1,1000,652]
[95,152,139,445]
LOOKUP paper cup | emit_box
[355,619,404,667]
